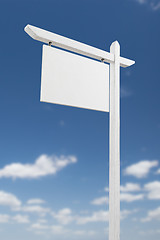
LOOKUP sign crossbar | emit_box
[25,24,135,68]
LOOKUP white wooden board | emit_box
[41,45,109,112]
[25,25,135,67]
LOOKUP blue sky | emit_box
[0,0,160,239]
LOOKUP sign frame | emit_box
[25,24,135,240]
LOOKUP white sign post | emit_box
[25,24,135,240]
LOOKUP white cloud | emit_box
[50,225,74,235]
[51,225,68,235]
[120,193,144,202]
[0,154,77,179]
[91,193,143,205]
[30,221,96,237]
[76,209,133,224]
[93,183,142,206]
[135,0,160,11]
[59,120,65,126]
[120,183,141,192]
[52,208,109,225]
[27,199,45,205]
[74,230,96,236]
[156,168,160,174]
[0,214,10,223]
[50,207,133,226]
[37,218,48,224]
[52,208,74,225]
[33,231,47,236]
[76,210,109,224]
[31,222,49,230]
[121,87,132,98]
[15,205,50,216]
[136,0,147,4]
[120,210,133,219]
[139,229,160,235]
[124,160,158,178]
[28,207,133,236]
[91,196,108,205]
[144,181,160,199]
[73,230,86,235]
[105,183,141,192]
[141,207,160,222]
[0,191,21,208]
[104,187,109,192]
[13,214,30,223]
[151,2,160,10]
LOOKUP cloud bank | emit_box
[124,160,158,178]
[0,191,21,208]
[0,154,77,179]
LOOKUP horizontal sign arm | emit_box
[24,24,135,68]
[119,56,135,68]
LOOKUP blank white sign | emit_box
[41,45,109,112]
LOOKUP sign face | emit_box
[41,45,109,112]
